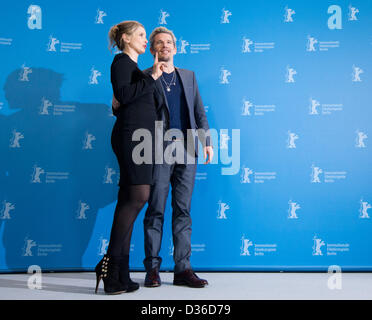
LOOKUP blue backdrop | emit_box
[1,0,371,272]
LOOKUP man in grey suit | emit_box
[143,27,213,288]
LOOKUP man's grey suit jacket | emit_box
[143,67,211,158]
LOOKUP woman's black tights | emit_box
[107,184,150,257]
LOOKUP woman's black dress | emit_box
[110,53,157,186]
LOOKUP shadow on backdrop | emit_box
[0,68,118,272]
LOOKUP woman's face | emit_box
[123,26,148,54]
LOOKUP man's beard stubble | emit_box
[158,56,170,62]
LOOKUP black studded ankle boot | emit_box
[120,254,139,292]
[95,255,128,294]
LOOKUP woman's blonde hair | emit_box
[108,20,144,52]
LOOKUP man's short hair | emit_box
[149,27,177,50]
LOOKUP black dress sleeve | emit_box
[111,56,155,106]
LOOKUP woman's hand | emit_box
[151,52,167,80]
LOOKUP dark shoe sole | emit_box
[173,280,205,288]
[104,290,127,295]
[144,283,161,288]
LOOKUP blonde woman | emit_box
[95,21,166,295]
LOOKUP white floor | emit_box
[0,272,371,300]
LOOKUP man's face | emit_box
[151,32,177,62]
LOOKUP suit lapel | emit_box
[154,78,169,113]
[143,68,168,113]
[176,68,193,113]
[151,68,193,116]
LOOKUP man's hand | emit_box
[112,94,120,110]
[203,146,214,164]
